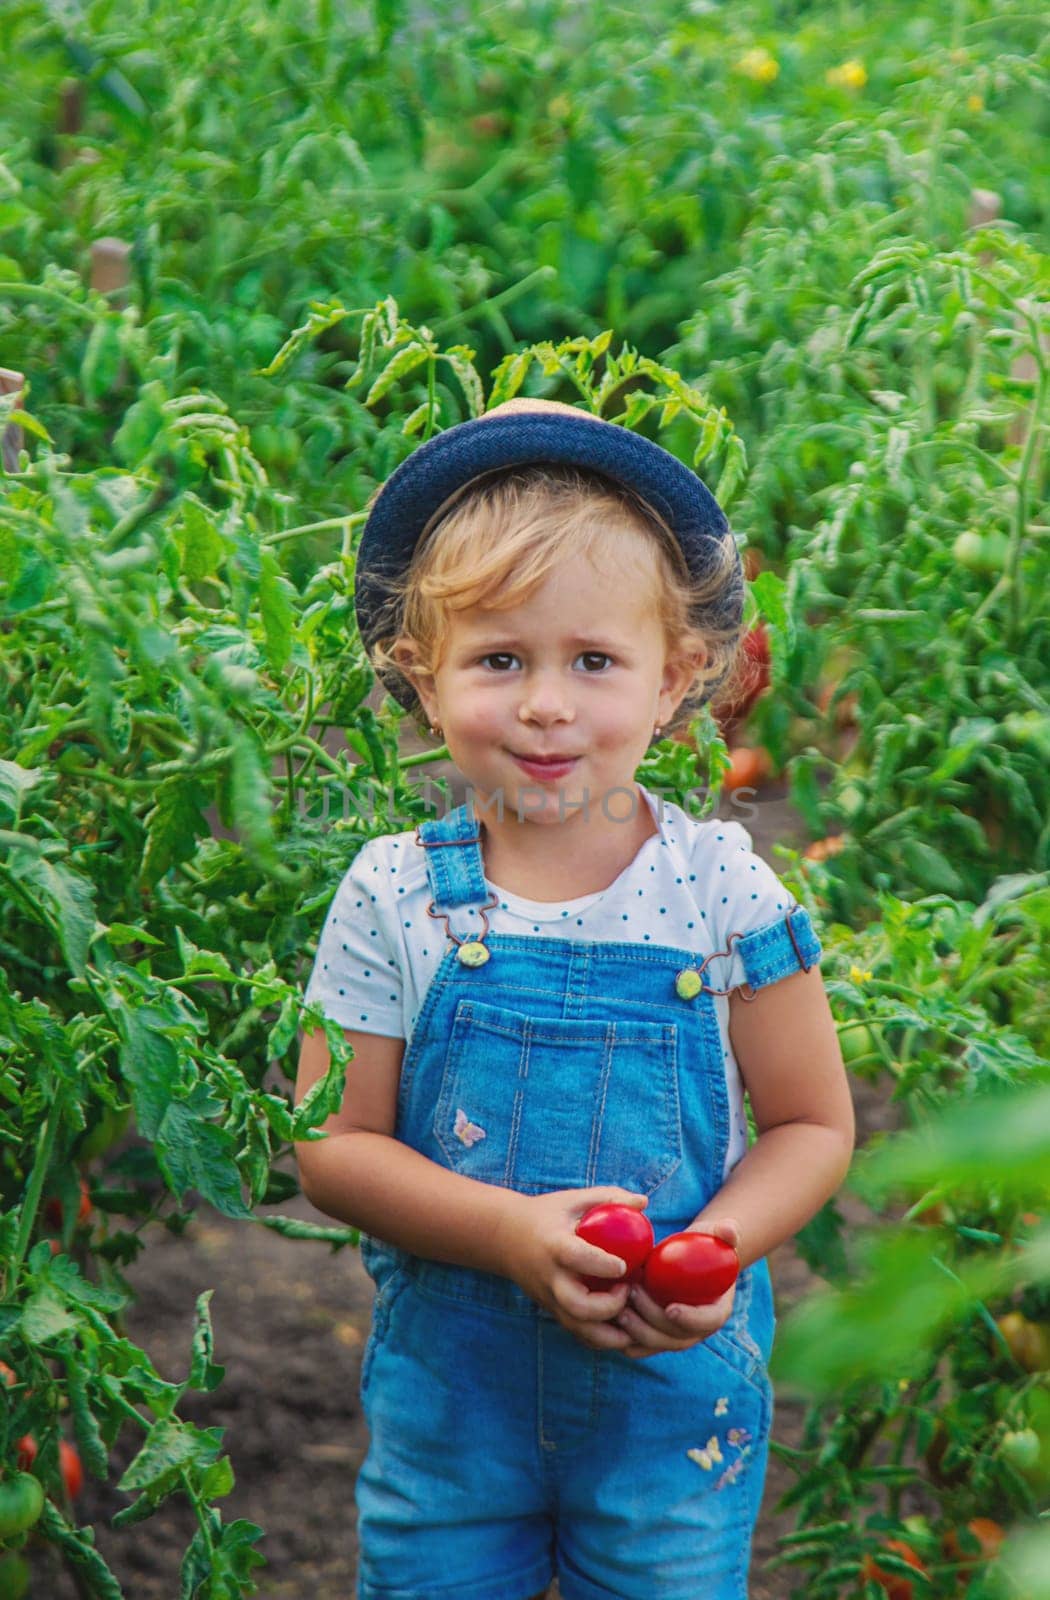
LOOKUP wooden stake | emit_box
[90,237,132,302]
[0,368,24,473]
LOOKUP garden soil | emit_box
[39,783,893,1600]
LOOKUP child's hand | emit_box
[612,1218,741,1361]
[495,1186,649,1354]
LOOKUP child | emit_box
[295,398,855,1600]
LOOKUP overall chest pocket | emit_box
[433,998,683,1196]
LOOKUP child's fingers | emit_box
[625,1279,737,1339]
[561,1269,630,1322]
[570,1186,649,1215]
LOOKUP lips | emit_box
[512,752,579,780]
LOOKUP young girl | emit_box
[295,398,855,1600]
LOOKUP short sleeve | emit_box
[707,821,823,994]
[302,841,405,1036]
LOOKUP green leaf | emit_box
[256,1214,360,1246]
[7,852,96,977]
[81,319,124,404]
[156,1096,252,1219]
[227,728,277,866]
[37,1499,124,1600]
[118,1417,221,1494]
[258,547,295,673]
[771,1231,1004,1398]
[20,1285,77,1343]
[258,300,352,377]
[175,497,226,584]
[366,343,429,405]
[119,1003,183,1143]
[142,775,211,888]
[188,1290,225,1393]
[488,349,533,407]
[0,760,43,825]
[863,1083,1050,1198]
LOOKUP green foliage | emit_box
[1,0,1047,1592]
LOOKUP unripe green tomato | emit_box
[0,1554,29,1600]
[0,1474,44,1539]
[75,1105,131,1163]
[838,1023,880,1070]
[953,528,1010,574]
[836,781,865,822]
[999,1427,1042,1476]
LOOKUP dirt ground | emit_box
[38,783,892,1599]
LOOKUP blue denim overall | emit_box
[355,800,822,1600]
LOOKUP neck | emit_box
[474,782,658,901]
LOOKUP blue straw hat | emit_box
[354,398,743,712]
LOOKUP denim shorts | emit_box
[355,1256,774,1600]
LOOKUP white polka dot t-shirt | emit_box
[303,784,799,1177]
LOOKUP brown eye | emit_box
[579,653,612,672]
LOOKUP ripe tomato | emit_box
[13,1437,35,1473]
[942,1517,1006,1567]
[723,745,772,792]
[0,1474,44,1540]
[804,834,846,862]
[59,1440,83,1501]
[861,1539,926,1600]
[43,1178,92,1231]
[996,1311,1050,1371]
[575,1204,654,1292]
[641,1232,739,1308]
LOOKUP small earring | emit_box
[430,724,442,737]
[653,724,663,739]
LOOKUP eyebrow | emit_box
[464,635,627,652]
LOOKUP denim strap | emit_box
[736,905,823,992]
[416,798,489,911]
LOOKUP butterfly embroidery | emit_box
[454,1108,487,1148]
[687,1436,724,1471]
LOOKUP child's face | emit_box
[409,544,697,826]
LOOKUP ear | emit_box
[658,647,705,724]
[391,638,438,725]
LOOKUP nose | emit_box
[516,671,575,726]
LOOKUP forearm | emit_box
[295,1130,520,1277]
[691,1120,854,1269]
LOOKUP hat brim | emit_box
[354,409,741,712]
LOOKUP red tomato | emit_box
[861,1540,926,1600]
[14,1435,36,1472]
[59,1439,84,1500]
[575,1204,654,1292]
[642,1232,739,1308]
[43,1178,92,1230]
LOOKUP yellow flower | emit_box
[967,94,984,113]
[735,48,779,85]
[849,964,873,985]
[826,59,867,90]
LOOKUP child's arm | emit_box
[697,965,855,1259]
[294,1026,647,1353]
[611,966,854,1359]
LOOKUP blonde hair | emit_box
[367,463,748,740]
